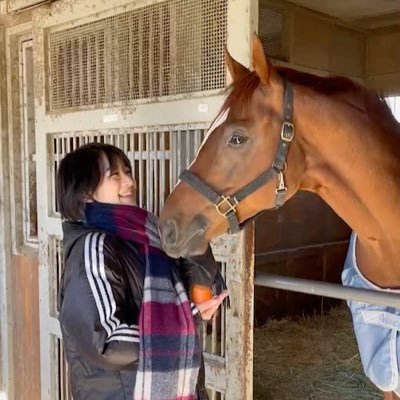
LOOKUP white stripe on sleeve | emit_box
[84,232,140,343]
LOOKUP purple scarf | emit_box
[85,202,202,400]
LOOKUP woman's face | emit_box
[91,155,137,206]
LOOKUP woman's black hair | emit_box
[56,143,131,221]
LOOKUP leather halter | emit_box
[179,79,295,234]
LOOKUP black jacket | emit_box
[58,222,219,400]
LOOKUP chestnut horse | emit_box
[159,34,400,399]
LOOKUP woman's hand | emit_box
[195,290,229,321]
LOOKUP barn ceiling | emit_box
[286,0,400,28]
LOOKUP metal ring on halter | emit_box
[215,195,238,217]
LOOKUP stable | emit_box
[0,0,399,399]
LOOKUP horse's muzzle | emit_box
[160,217,208,258]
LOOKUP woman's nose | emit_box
[121,173,136,188]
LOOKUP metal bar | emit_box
[146,131,152,212]
[63,40,68,108]
[211,310,217,354]
[95,34,100,103]
[153,132,159,215]
[138,133,144,208]
[79,36,83,106]
[71,37,76,107]
[158,6,164,96]
[87,34,92,104]
[138,12,144,98]
[148,9,154,97]
[159,131,166,211]
[254,273,400,308]
[255,240,349,262]
[221,261,226,357]
[128,14,133,99]
[112,17,119,103]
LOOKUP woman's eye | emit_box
[228,133,248,146]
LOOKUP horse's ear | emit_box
[252,33,275,86]
[225,46,249,82]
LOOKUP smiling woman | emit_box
[56,143,135,220]
[89,154,137,206]
[55,143,228,400]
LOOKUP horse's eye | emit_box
[228,133,248,146]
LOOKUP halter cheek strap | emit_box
[179,79,295,234]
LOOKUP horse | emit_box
[159,33,400,399]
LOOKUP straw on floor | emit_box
[253,305,381,400]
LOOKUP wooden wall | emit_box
[289,9,365,78]
[260,0,365,79]
[366,26,400,93]
[11,255,40,399]
[0,8,40,399]
[254,193,351,325]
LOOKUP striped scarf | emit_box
[84,202,202,400]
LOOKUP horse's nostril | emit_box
[163,219,178,246]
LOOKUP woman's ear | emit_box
[83,193,94,203]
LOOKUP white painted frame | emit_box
[224,1,258,397]
[0,23,14,400]
[33,0,257,398]
[0,21,34,399]
[19,38,38,247]
[7,0,50,13]
[6,22,36,257]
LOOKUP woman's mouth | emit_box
[119,192,133,197]
[119,192,135,204]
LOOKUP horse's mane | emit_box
[277,67,361,96]
[219,66,399,134]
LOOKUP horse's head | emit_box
[160,34,306,258]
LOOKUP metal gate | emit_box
[33,0,257,398]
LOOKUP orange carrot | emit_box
[191,284,213,304]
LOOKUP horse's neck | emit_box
[296,87,400,287]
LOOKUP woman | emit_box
[57,143,228,400]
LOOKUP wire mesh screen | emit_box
[48,0,228,111]
[259,6,284,59]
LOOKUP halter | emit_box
[179,79,295,234]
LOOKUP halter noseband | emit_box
[179,79,295,234]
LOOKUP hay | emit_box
[253,305,381,400]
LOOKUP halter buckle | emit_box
[215,195,238,217]
[281,121,295,142]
